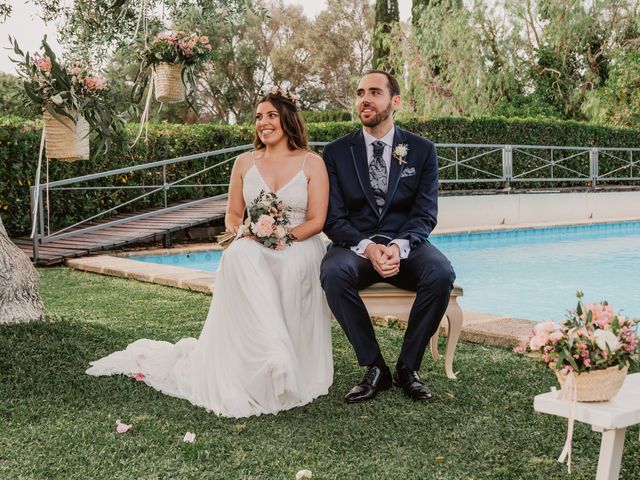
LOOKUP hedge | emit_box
[2,115,640,237]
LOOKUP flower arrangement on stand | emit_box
[136,31,213,104]
[10,37,120,161]
[516,292,638,402]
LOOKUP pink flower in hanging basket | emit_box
[35,55,52,72]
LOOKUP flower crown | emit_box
[260,84,300,109]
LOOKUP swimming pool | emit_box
[131,222,640,321]
[133,250,223,272]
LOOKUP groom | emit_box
[320,70,455,403]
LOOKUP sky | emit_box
[0,0,413,74]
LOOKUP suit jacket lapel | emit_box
[350,130,380,218]
[380,127,406,219]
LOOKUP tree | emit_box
[372,0,399,72]
[307,0,375,112]
[397,1,512,117]
[395,0,640,122]
[412,0,462,29]
[265,4,316,108]
[0,73,34,118]
[0,216,44,324]
[583,49,640,127]
[0,1,10,22]
[6,1,258,68]
[506,0,638,120]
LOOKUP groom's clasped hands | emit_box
[364,243,400,278]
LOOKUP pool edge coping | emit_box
[64,254,535,350]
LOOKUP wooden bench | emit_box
[360,283,463,379]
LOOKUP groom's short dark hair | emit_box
[364,70,400,97]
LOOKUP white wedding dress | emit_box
[86,157,333,418]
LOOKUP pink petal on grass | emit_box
[134,372,145,381]
[115,419,133,434]
[183,431,196,443]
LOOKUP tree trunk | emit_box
[0,216,44,324]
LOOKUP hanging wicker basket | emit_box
[43,111,90,162]
[154,62,186,103]
[556,365,628,402]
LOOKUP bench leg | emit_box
[443,299,463,380]
[430,323,442,362]
[595,427,626,480]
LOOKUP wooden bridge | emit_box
[12,145,255,266]
[13,196,228,266]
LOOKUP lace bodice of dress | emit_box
[243,158,309,228]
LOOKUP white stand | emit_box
[534,373,640,480]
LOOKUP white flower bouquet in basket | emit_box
[218,191,295,250]
[516,291,639,402]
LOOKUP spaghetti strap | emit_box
[301,152,311,170]
[251,150,256,166]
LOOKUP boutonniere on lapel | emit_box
[393,144,409,165]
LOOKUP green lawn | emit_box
[1,268,638,479]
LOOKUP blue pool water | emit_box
[134,250,223,272]
[132,222,640,321]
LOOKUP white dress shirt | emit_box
[351,126,411,260]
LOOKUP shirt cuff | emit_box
[351,239,374,259]
[389,239,410,259]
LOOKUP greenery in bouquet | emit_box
[133,31,213,108]
[516,292,639,375]
[239,190,295,250]
[9,36,122,154]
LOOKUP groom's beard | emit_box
[359,101,394,127]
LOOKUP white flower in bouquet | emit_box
[534,320,561,335]
[50,93,64,105]
[274,225,287,239]
[593,329,621,352]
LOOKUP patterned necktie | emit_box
[369,140,387,210]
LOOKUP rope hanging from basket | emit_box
[29,128,46,239]
[132,68,155,146]
[131,0,155,147]
[557,372,576,474]
[131,0,150,48]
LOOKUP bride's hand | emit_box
[228,225,240,236]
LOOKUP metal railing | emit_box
[29,144,254,261]
[30,142,640,262]
[436,144,640,185]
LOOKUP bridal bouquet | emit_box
[515,292,638,374]
[218,191,295,250]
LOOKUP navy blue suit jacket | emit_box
[322,127,438,249]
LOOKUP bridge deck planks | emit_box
[12,196,227,265]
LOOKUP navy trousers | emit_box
[320,241,455,371]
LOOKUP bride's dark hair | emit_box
[253,92,308,151]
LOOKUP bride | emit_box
[86,87,333,418]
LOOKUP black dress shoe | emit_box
[344,366,392,403]
[394,364,433,401]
